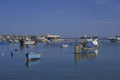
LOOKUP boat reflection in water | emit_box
[74,49,98,63]
[25,59,42,68]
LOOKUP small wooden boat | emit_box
[26,51,42,61]
[74,37,99,53]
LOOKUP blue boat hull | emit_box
[26,53,41,60]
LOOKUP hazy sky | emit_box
[0,0,120,37]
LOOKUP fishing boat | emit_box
[74,45,98,53]
[74,37,99,53]
[26,51,42,61]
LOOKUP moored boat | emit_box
[74,44,98,53]
[74,35,99,53]
[26,51,42,61]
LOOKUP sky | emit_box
[0,0,120,37]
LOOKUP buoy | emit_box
[15,49,18,52]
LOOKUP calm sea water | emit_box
[0,40,120,80]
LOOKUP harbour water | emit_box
[0,40,120,80]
